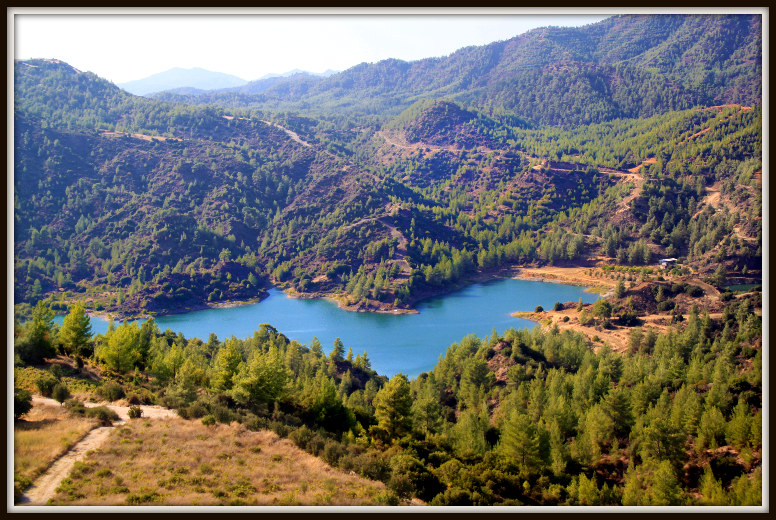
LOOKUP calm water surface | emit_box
[58,279,598,378]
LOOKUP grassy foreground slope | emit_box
[14,400,98,500]
[48,418,392,506]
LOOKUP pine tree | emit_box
[699,467,728,505]
[373,373,413,441]
[210,339,243,392]
[330,337,345,363]
[15,300,57,364]
[59,303,92,358]
[614,280,626,299]
[648,460,683,505]
[500,410,542,476]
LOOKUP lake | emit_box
[56,278,598,378]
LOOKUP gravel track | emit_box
[16,397,177,506]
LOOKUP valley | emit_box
[13,13,763,509]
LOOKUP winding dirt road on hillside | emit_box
[17,397,177,506]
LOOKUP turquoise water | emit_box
[55,279,598,378]
[724,284,761,293]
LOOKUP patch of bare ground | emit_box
[516,265,616,294]
[693,181,728,219]
[47,418,390,506]
[100,131,179,142]
[514,276,726,353]
[625,156,657,175]
[377,130,455,153]
[513,307,668,353]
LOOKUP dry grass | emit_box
[517,265,617,293]
[49,418,390,506]
[14,401,97,489]
[514,307,670,353]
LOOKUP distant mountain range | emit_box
[150,14,762,127]
[118,67,248,96]
[118,67,340,97]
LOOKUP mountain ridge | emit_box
[150,14,761,127]
[118,67,248,96]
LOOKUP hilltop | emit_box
[118,67,248,96]
[154,14,761,125]
[14,43,762,318]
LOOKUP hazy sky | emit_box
[13,9,612,84]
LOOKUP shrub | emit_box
[126,489,161,505]
[185,402,208,419]
[350,451,391,481]
[86,406,120,426]
[430,487,475,505]
[210,403,236,424]
[388,473,413,499]
[128,406,143,419]
[535,306,544,313]
[49,364,66,379]
[562,316,570,322]
[65,398,87,416]
[35,373,59,397]
[307,433,326,456]
[52,383,71,405]
[322,439,346,465]
[126,394,142,405]
[553,302,564,311]
[618,310,640,326]
[686,285,704,297]
[269,420,291,438]
[14,388,32,418]
[389,453,444,502]
[97,381,125,402]
[289,425,313,450]
[657,300,675,312]
[243,413,268,431]
[201,415,216,426]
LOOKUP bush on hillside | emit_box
[97,381,125,402]
[85,406,120,426]
[14,388,33,418]
[52,383,71,405]
[128,405,143,419]
[35,373,59,397]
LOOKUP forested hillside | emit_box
[153,14,761,126]
[14,52,761,317]
[13,12,763,508]
[14,288,762,505]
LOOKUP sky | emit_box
[12,9,612,84]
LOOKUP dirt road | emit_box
[17,397,177,506]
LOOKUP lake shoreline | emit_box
[78,263,607,322]
[84,293,270,323]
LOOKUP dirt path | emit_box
[18,425,116,506]
[377,215,412,278]
[376,130,473,154]
[261,120,312,148]
[17,397,177,506]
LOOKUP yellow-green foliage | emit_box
[14,365,99,396]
